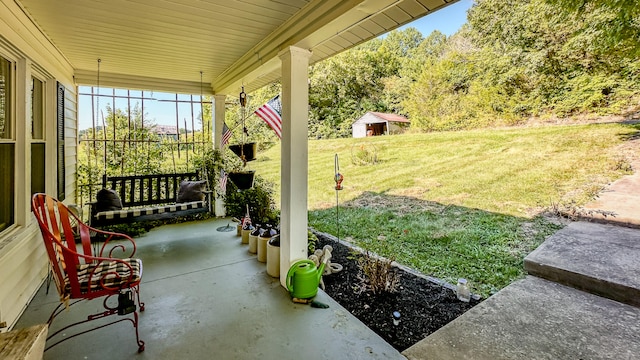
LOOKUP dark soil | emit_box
[314,232,482,352]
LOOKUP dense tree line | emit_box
[300,0,640,137]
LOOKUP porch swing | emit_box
[227,86,256,190]
[88,61,210,227]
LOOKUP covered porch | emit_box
[16,217,404,359]
[1,0,460,343]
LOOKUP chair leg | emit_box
[132,310,145,353]
[45,295,145,353]
[133,284,145,312]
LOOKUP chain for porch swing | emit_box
[78,59,212,207]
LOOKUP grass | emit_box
[248,123,638,296]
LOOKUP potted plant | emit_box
[228,170,255,190]
[193,148,225,197]
[229,142,257,162]
[225,176,279,225]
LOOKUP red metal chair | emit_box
[31,193,145,353]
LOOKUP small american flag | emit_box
[242,205,252,229]
[221,122,232,147]
[219,169,228,193]
[254,95,282,139]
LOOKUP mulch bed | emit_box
[314,232,482,352]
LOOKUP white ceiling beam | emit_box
[213,0,366,94]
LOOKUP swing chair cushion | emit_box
[177,180,207,203]
[93,201,205,223]
[68,258,143,295]
[96,188,123,212]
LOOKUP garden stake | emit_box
[334,154,343,241]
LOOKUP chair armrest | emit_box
[77,220,138,258]
[98,230,137,258]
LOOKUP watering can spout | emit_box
[317,262,326,284]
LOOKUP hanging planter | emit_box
[229,142,257,162]
[227,86,258,163]
[228,170,255,190]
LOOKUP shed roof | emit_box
[354,112,410,125]
[370,112,410,123]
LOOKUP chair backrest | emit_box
[31,194,94,299]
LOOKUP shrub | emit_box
[351,144,378,165]
[355,250,400,294]
[225,176,280,225]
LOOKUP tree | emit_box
[545,0,640,58]
[77,104,164,204]
[307,29,423,138]
[383,30,447,115]
[465,0,639,116]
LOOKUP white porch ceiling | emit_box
[15,0,459,94]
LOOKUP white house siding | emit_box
[0,0,76,331]
[0,224,47,331]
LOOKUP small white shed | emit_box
[352,112,410,138]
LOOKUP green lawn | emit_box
[247,123,638,296]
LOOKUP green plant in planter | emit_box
[193,148,225,197]
[308,230,318,253]
[225,175,280,225]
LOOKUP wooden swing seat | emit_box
[90,172,211,227]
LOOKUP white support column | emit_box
[213,94,227,217]
[279,46,312,287]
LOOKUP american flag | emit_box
[221,122,232,147]
[219,169,228,193]
[242,205,252,229]
[254,95,282,139]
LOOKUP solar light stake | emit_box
[334,154,343,241]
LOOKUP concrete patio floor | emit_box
[16,217,404,360]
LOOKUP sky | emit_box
[77,0,472,131]
[399,0,472,36]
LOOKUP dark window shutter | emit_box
[57,82,65,201]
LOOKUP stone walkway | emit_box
[580,159,640,228]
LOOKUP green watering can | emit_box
[286,259,325,299]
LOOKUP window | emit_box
[0,55,13,232]
[31,76,45,194]
[31,77,43,139]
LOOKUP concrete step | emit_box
[402,276,640,360]
[524,221,640,307]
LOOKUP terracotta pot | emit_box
[241,228,251,244]
[266,235,280,278]
[257,235,269,263]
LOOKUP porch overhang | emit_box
[15,0,460,94]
